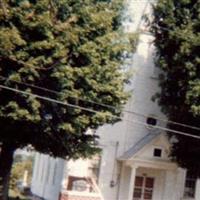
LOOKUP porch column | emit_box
[128,165,137,200]
[163,170,176,200]
[118,165,131,200]
[175,168,186,199]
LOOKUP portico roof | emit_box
[118,131,162,160]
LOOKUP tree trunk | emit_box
[0,143,16,200]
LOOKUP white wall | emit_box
[31,153,66,200]
[96,1,168,200]
[67,159,91,177]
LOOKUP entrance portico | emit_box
[117,133,186,200]
[133,175,155,200]
[119,159,182,200]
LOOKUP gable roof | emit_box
[118,131,162,160]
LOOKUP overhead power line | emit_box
[1,75,200,131]
[0,84,200,140]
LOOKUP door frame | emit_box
[133,175,155,200]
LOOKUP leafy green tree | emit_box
[151,0,200,173]
[0,0,136,199]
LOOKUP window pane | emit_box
[145,178,154,188]
[135,176,144,187]
[144,190,153,199]
[184,170,197,198]
[133,188,142,198]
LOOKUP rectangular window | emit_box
[184,171,197,198]
[153,148,162,157]
[133,176,143,198]
[133,176,154,200]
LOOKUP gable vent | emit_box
[153,148,162,157]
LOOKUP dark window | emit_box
[153,148,162,157]
[184,171,197,198]
[146,117,157,126]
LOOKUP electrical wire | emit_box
[0,84,200,139]
[124,0,200,131]
[0,0,198,139]
[1,75,200,131]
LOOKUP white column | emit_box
[44,156,50,184]
[39,155,46,197]
[38,154,44,183]
[32,152,39,182]
[33,154,45,197]
[31,153,41,194]
[41,155,49,197]
[59,159,68,190]
[128,166,137,200]
[118,164,128,200]
[48,157,56,185]
[163,170,176,200]
[175,168,186,199]
[195,179,200,200]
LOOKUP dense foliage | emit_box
[151,0,200,173]
[0,0,136,199]
[0,0,135,158]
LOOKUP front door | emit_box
[133,176,154,200]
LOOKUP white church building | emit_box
[31,1,200,200]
